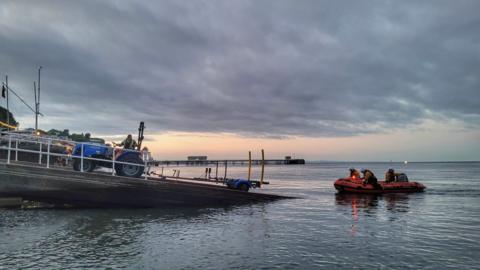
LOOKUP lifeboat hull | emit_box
[334,178,425,194]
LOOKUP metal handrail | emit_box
[0,132,151,179]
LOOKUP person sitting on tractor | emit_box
[115,134,137,150]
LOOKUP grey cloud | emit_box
[0,0,479,137]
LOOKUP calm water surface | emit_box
[1,162,479,269]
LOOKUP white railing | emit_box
[0,131,151,179]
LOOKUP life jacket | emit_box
[385,171,395,182]
[122,138,137,149]
[364,170,378,182]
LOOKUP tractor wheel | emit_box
[73,159,96,172]
[239,183,250,192]
[115,155,144,178]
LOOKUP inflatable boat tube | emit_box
[334,177,425,194]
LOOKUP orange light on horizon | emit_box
[134,122,480,161]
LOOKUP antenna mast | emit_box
[35,66,42,131]
[5,75,9,126]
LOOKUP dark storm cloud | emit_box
[0,0,479,136]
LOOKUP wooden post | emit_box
[215,162,218,181]
[248,151,252,181]
[260,149,265,186]
[224,161,228,183]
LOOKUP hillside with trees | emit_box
[0,106,18,127]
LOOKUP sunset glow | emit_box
[143,119,480,161]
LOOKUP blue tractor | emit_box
[71,122,146,178]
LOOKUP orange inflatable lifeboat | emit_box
[334,177,426,194]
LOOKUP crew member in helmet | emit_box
[115,134,137,150]
[385,168,396,183]
[361,168,382,189]
[349,167,361,179]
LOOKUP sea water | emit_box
[0,162,479,269]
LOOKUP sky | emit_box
[0,0,479,161]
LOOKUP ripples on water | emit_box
[1,162,479,269]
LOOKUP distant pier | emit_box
[151,158,306,167]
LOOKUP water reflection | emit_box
[335,193,380,214]
[383,193,410,213]
[335,193,413,236]
[335,193,411,213]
